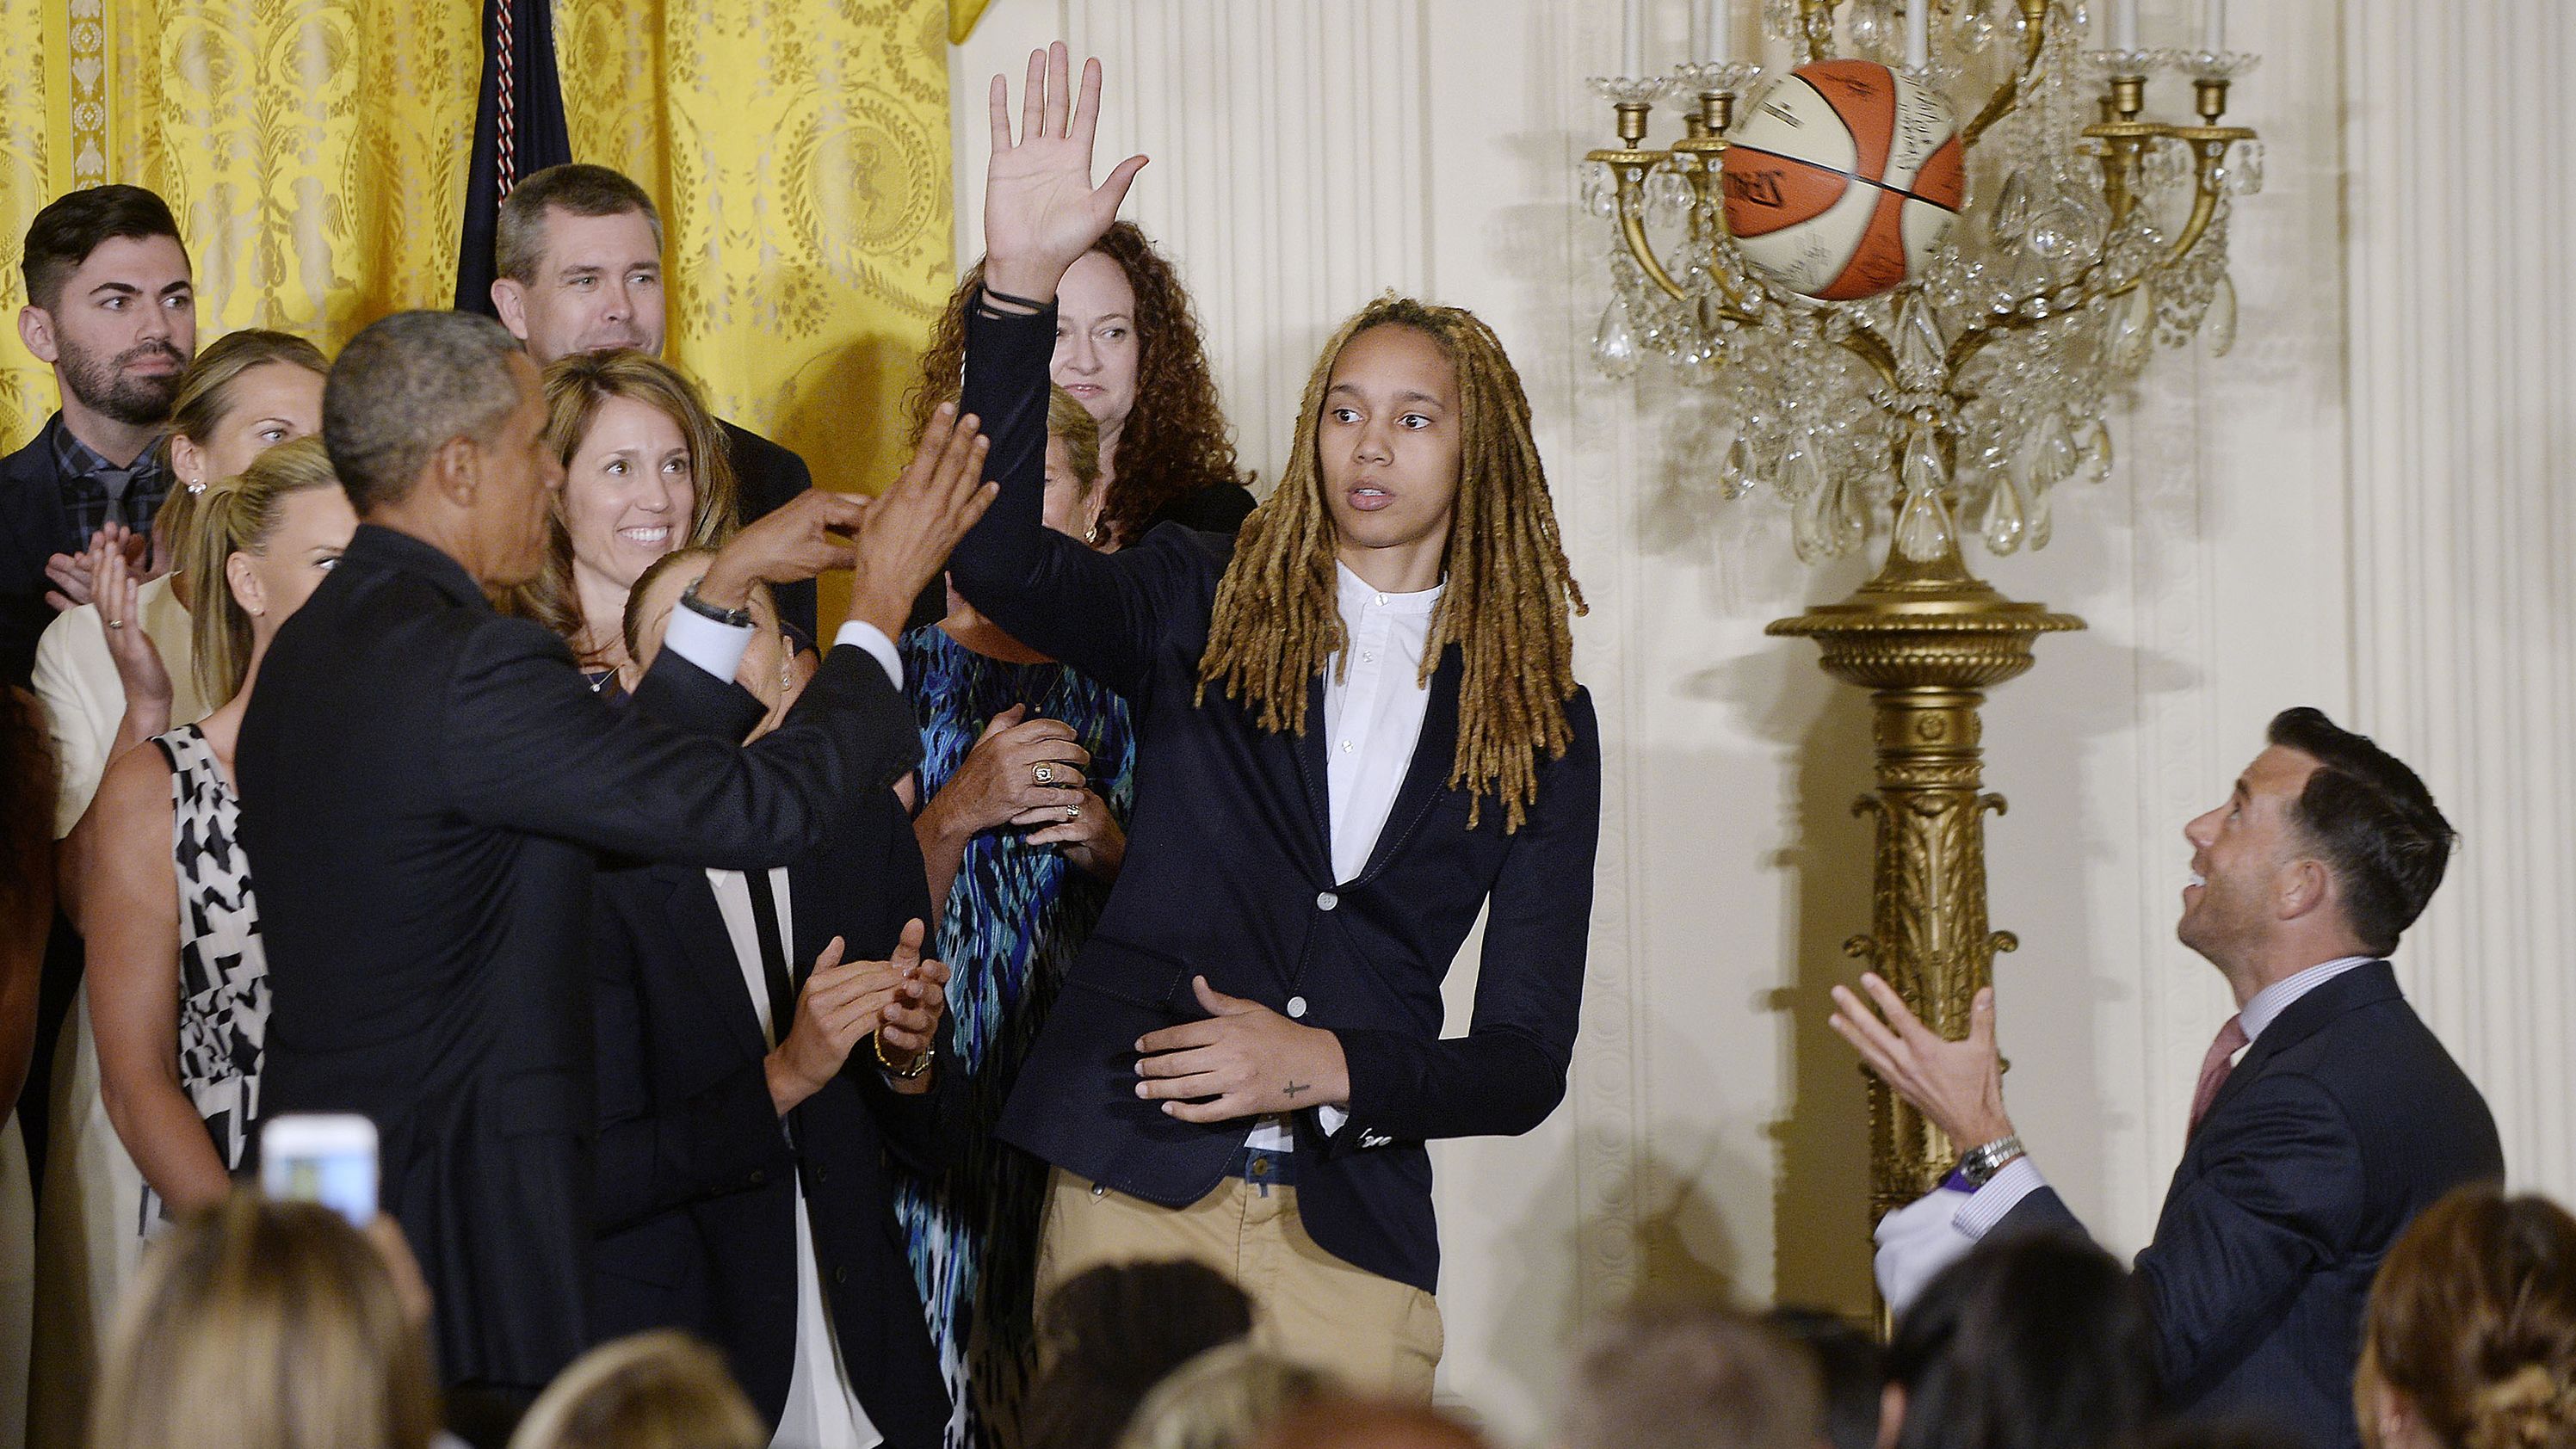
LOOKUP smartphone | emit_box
[258,1113,379,1226]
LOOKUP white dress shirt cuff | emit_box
[1873,1184,1977,1313]
[1952,1155,2048,1241]
[1317,1105,1350,1137]
[663,606,754,685]
[831,621,904,691]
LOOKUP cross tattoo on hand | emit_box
[1282,1081,1310,1099]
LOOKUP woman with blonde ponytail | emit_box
[82,436,355,1232]
[2359,1185,2576,1449]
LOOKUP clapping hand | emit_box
[46,523,150,611]
[95,541,172,731]
[844,403,998,640]
[764,922,954,1112]
[981,43,1149,303]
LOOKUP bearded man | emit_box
[3,184,198,686]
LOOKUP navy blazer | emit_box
[1,416,71,687]
[1999,961,2502,1449]
[948,299,1602,1295]
[589,782,960,1449]
[238,523,923,1394]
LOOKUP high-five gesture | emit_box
[983,43,1148,302]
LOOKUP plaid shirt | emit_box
[46,414,172,554]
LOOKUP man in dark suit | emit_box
[943,49,1601,1398]
[3,183,195,1190]
[585,552,961,1449]
[1833,707,2504,1449]
[236,308,992,1440]
[3,183,195,685]
[487,162,821,638]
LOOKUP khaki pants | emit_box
[1034,1167,1442,1399]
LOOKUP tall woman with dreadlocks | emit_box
[947,46,1600,1399]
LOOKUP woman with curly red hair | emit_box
[909,221,1254,549]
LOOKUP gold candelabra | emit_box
[1585,0,2258,1221]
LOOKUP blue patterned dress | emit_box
[894,624,1135,1449]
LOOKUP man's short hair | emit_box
[20,184,183,312]
[2267,706,2455,955]
[1563,1303,1823,1449]
[495,165,663,287]
[324,311,528,514]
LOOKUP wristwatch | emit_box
[874,1033,935,1081]
[677,577,753,629]
[1955,1134,2026,1187]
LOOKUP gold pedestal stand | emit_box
[1769,546,2080,1221]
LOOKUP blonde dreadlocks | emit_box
[1196,297,1586,832]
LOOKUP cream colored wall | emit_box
[949,1,2576,1439]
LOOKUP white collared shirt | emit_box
[705,866,884,1449]
[1245,563,1443,1157]
[1874,954,2382,1312]
[665,609,903,692]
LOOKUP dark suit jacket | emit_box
[589,780,958,1449]
[236,522,922,1395]
[720,419,816,641]
[1999,961,2502,1449]
[948,299,1601,1296]
[1,417,71,687]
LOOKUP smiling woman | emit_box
[514,349,740,694]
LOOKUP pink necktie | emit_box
[2188,1014,2250,1134]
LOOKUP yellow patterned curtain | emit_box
[0,0,55,442]
[555,0,954,528]
[0,0,479,445]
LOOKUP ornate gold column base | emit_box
[1768,549,2082,1222]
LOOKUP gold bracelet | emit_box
[874,1032,934,1080]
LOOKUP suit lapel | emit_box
[1354,646,1465,884]
[658,865,770,1061]
[1288,673,1334,878]
[2195,960,2400,1134]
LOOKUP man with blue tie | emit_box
[1833,707,2503,1449]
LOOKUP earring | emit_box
[1084,520,1105,546]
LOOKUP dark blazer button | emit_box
[750,1168,766,1186]
[834,1266,848,1286]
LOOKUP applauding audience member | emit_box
[895,382,1132,1447]
[85,1193,439,1449]
[1024,1260,1256,1449]
[914,224,1256,548]
[33,328,325,839]
[3,185,196,687]
[506,1332,765,1449]
[2357,1185,2576,1449]
[590,547,961,1449]
[491,163,822,638]
[85,439,353,1228]
[1117,1343,1336,1449]
[1881,1234,2163,1449]
[1564,1302,1823,1449]
[516,351,738,696]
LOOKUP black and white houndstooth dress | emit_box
[142,723,268,1231]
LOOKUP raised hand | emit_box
[1827,973,2016,1150]
[1133,977,1350,1124]
[844,403,997,638]
[982,42,1149,302]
